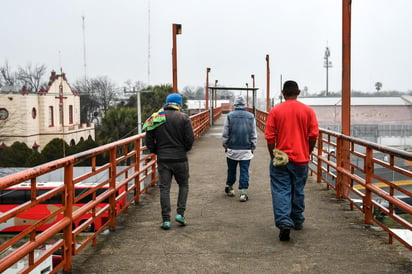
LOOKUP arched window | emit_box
[48,106,54,126]
[69,105,73,124]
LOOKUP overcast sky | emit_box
[2,0,412,98]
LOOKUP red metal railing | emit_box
[191,110,211,140]
[0,133,158,273]
[254,109,267,132]
[256,111,412,250]
[213,106,222,121]
[311,129,412,249]
[0,110,212,273]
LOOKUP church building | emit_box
[0,71,95,151]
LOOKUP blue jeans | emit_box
[226,158,250,189]
[269,160,308,229]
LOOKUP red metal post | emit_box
[266,54,270,112]
[340,0,352,198]
[214,80,218,108]
[63,164,74,272]
[364,147,374,224]
[109,147,117,231]
[135,139,141,204]
[205,67,210,109]
[245,83,249,107]
[342,0,351,135]
[316,134,323,183]
[172,24,182,93]
[251,74,255,112]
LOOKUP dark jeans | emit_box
[157,161,189,222]
[269,161,308,229]
[226,158,250,189]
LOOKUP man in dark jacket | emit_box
[144,93,194,230]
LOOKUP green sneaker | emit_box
[175,214,187,226]
[225,185,235,196]
[239,189,248,202]
[161,221,171,230]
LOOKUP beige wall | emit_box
[0,74,95,151]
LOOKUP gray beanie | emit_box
[234,95,246,107]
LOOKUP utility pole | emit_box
[324,46,332,96]
[82,15,87,83]
[172,24,182,93]
[124,87,142,134]
[147,0,151,85]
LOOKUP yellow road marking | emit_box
[353,180,412,190]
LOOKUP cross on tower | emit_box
[55,84,68,106]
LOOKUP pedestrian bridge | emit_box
[0,108,411,273]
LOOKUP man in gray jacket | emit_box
[222,95,257,202]
[144,93,194,230]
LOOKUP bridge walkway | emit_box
[72,115,411,274]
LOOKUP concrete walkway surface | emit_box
[72,115,412,274]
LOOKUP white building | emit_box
[0,71,95,151]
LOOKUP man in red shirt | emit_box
[264,80,319,241]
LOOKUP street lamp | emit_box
[205,67,211,109]
[246,82,249,107]
[266,54,270,112]
[324,46,332,96]
[172,23,182,93]
[251,74,255,111]
[123,87,146,135]
[214,80,218,108]
[137,89,142,134]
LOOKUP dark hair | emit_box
[282,80,299,96]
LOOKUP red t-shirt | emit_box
[264,100,319,164]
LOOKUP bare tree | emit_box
[90,76,117,115]
[181,86,196,99]
[195,86,205,99]
[73,78,99,123]
[0,61,17,87]
[17,63,47,92]
[123,80,146,91]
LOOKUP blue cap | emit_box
[165,93,183,106]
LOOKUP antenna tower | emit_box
[82,15,88,82]
[147,0,151,85]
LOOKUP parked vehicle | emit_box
[0,181,126,232]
